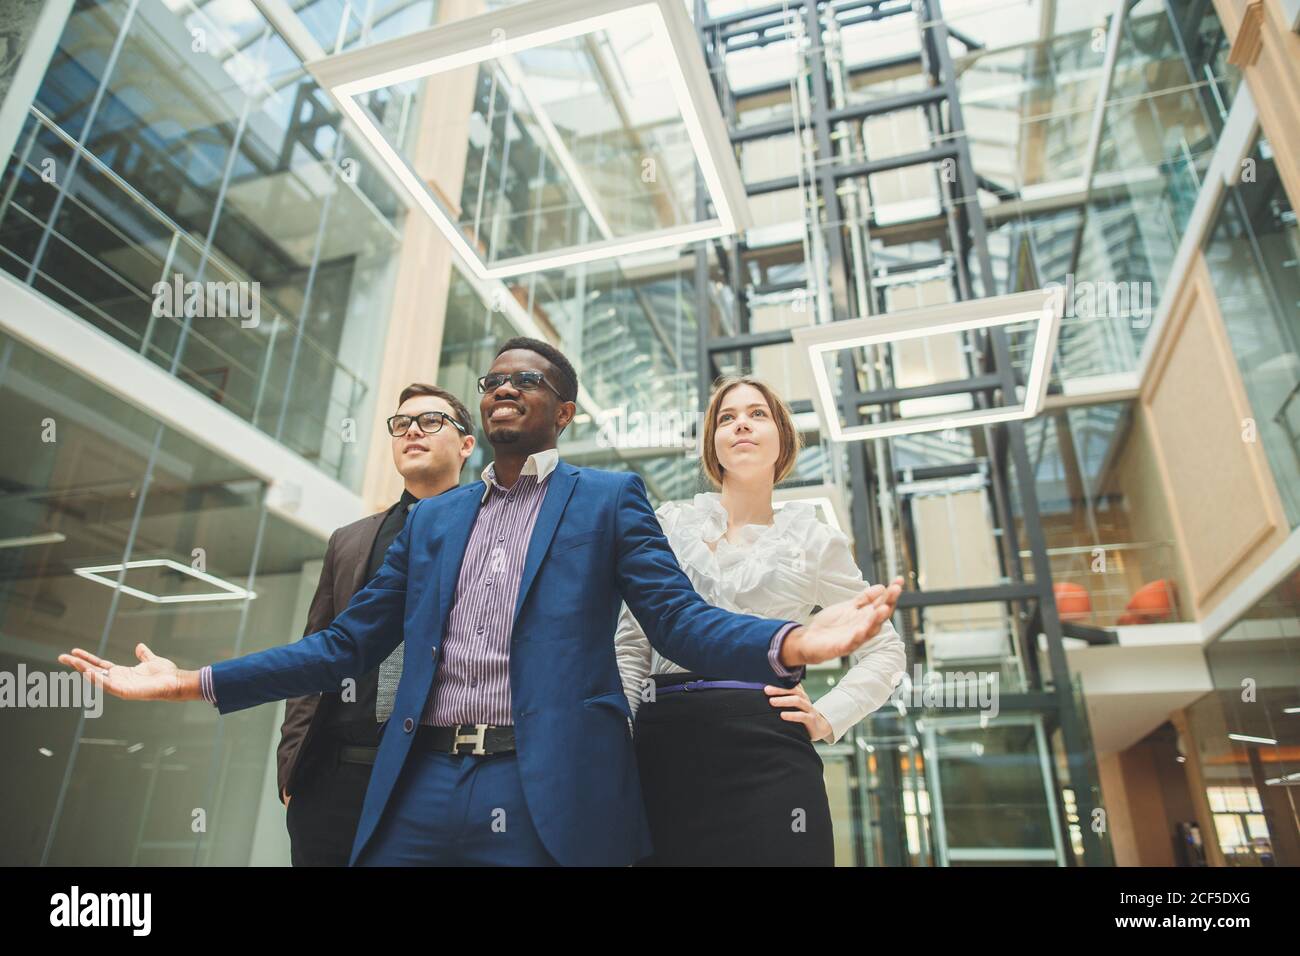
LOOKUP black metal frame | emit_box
[691,0,1107,866]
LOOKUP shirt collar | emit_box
[397,488,419,513]
[480,448,560,503]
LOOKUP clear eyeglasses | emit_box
[386,411,468,437]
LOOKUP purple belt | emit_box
[655,679,767,696]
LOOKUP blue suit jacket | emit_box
[211,462,799,866]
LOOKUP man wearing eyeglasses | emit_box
[276,383,475,866]
[62,337,902,866]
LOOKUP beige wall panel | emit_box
[1140,255,1289,614]
[739,133,799,182]
[914,490,1003,633]
[1248,3,1300,210]
[1118,744,1178,866]
[751,304,816,404]
[1097,751,1142,866]
[360,0,485,511]
[1217,0,1300,211]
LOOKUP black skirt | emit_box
[633,672,835,866]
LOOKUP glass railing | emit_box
[0,107,369,483]
[1021,541,1186,627]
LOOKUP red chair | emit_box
[1118,579,1178,626]
[1053,582,1092,622]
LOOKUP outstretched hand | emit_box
[58,643,197,702]
[781,576,903,667]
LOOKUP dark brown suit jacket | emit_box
[276,509,387,802]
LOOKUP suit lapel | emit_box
[348,512,387,596]
[512,463,578,622]
[437,488,484,624]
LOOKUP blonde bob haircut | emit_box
[701,375,802,488]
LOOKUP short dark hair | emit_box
[397,383,474,439]
[495,336,578,403]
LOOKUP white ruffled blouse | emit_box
[614,492,907,745]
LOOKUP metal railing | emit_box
[0,106,369,481]
[1019,540,1184,626]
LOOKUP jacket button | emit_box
[431,647,438,659]
[403,717,414,733]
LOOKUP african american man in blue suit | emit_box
[62,336,904,866]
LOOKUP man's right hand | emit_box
[58,643,202,702]
[781,577,904,667]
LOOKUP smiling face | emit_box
[389,393,473,485]
[480,348,575,453]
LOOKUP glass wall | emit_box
[1186,571,1300,866]
[958,14,1108,198]
[1019,400,1187,628]
[446,33,704,268]
[1203,133,1300,527]
[0,332,323,865]
[1,0,1275,870]
[290,0,440,53]
[1067,0,1240,363]
[0,0,407,490]
[970,0,1240,386]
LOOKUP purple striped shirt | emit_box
[197,449,802,713]
[422,458,550,725]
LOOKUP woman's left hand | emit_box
[765,683,833,742]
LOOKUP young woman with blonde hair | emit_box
[615,376,906,866]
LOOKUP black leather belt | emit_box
[416,723,516,755]
[338,745,377,766]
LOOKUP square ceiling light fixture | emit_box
[792,289,1063,441]
[308,0,751,280]
[74,559,256,604]
[773,483,851,536]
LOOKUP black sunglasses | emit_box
[387,410,468,438]
[477,370,566,399]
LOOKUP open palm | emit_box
[799,577,903,664]
[59,644,183,701]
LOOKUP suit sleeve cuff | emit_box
[199,665,217,706]
[768,623,805,682]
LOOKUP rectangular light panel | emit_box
[74,559,256,604]
[792,289,1064,441]
[307,0,751,280]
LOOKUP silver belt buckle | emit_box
[451,723,488,755]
